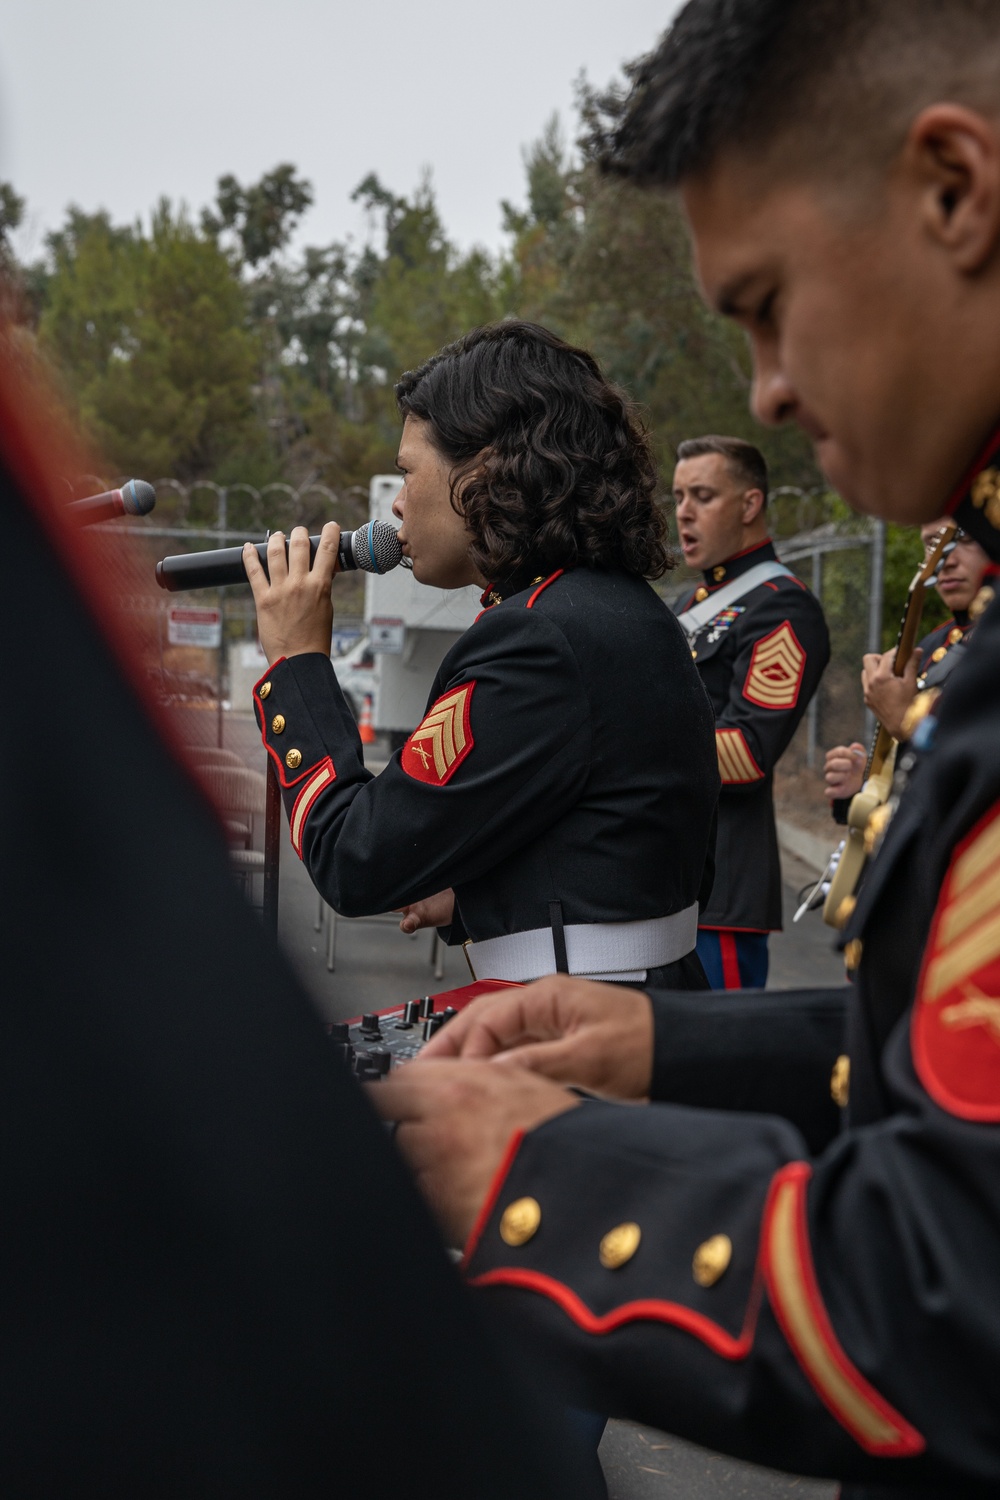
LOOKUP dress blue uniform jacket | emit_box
[464,454,1000,1499]
[255,567,719,982]
[679,541,830,931]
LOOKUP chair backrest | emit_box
[190,747,245,767]
[197,766,267,816]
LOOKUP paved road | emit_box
[215,712,842,1500]
[599,1426,832,1500]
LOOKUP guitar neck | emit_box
[863,577,928,782]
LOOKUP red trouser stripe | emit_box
[719,931,742,990]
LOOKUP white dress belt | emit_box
[464,905,699,984]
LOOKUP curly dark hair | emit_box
[394,321,672,583]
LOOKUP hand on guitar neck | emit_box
[862,646,924,740]
[820,521,956,929]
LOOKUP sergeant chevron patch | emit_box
[912,800,1000,1121]
[402,682,476,786]
[743,621,805,710]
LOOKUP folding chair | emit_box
[197,766,268,906]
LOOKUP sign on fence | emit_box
[168,606,222,648]
[369,616,405,654]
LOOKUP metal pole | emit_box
[866,520,887,738]
[216,487,227,749]
[807,549,823,767]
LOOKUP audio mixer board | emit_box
[327,979,520,1081]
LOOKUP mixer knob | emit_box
[369,1047,392,1076]
[441,1007,458,1025]
[328,1022,349,1042]
[418,995,435,1020]
[360,1012,382,1038]
[421,1017,435,1042]
[396,1000,419,1030]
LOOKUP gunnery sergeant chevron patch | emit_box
[912,800,1000,1121]
[401,682,476,785]
[743,621,806,710]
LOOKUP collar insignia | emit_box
[947,427,1000,560]
[970,466,1000,529]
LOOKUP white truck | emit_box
[349,475,481,749]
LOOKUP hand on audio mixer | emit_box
[861,647,921,739]
[243,522,341,664]
[368,1060,578,1245]
[420,974,654,1100]
[397,888,455,934]
[823,742,867,801]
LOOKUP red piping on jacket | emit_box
[460,1130,526,1270]
[469,1265,764,1359]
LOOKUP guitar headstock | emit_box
[909,521,957,593]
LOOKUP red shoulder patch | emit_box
[743,620,805,710]
[401,682,475,786]
[912,801,1000,1121]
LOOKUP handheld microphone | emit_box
[69,479,156,525]
[154,519,408,592]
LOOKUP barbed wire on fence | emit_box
[91,475,370,543]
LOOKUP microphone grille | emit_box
[121,479,156,516]
[351,519,404,574]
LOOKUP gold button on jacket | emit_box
[692,1233,732,1287]
[271,714,286,734]
[258,680,271,700]
[831,1053,851,1108]
[285,748,303,770]
[599,1222,642,1269]
[499,1197,541,1246]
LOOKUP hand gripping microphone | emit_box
[69,478,156,525]
[154,519,409,592]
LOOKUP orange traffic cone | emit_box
[358,693,376,745]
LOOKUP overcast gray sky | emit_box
[1,1,683,263]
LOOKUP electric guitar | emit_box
[819,521,956,930]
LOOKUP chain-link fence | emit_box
[94,476,364,747]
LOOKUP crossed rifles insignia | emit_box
[401,683,476,786]
[913,802,1000,1121]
